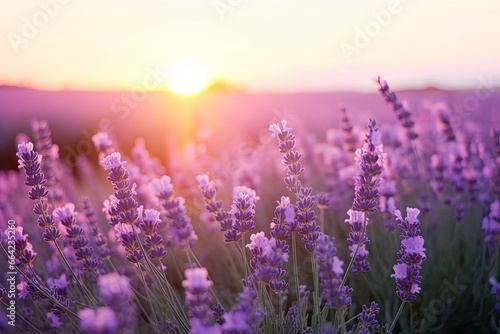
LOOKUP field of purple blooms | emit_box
[1,78,499,334]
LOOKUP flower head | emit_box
[151,175,173,197]
[392,207,426,302]
[182,267,213,293]
[99,273,133,305]
[53,203,76,222]
[101,152,126,170]
[391,263,408,280]
[269,120,292,138]
[79,307,119,334]
[402,236,426,254]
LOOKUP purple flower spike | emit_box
[182,268,215,327]
[230,186,258,236]
[101,152,143,264]
[356,301,380,334]
[80,273,135,333]
[16,141,60,248]
[269,120,304,195]
[352,118,385,213]
[197,174,238,243]
[391,208,426,302]
[314,233,352,310]
[153,175,198,249]
[376,77,419,140]
[345,209,370,274]
[222,278,265,332]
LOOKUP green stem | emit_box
[311,253,320,330]
[137,266,162,334]
[241,235,249,279]
[320,207,325,234]
[388,301,406,334]
[291,232,302,329]
[188,247,222,306]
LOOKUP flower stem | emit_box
[311,252,320,330]
[320,207,325,234]
[137,265,163,334]
[388,301,406,334]
[291,232,302,329]
[241,235,249,279]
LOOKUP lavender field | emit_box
[1,78,499,334]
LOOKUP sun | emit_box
[167,60,209,95]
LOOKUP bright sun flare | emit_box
[167,60,209,95]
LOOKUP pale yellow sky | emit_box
[1,0,499,91]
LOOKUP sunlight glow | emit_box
[167,60,209,95]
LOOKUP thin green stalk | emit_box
[185,248,193,268]
[320,207,325,234]
[160,265,191,332]
[279,292,284,333]
[241,235,249,279]
[137,266,162,334]
[65,312,84,334]
[187,247,222,306]
[388,301,406,334]
[341,309,347,334]
[334,309,347,334]
[311,252,320,330]
[291,232,302,329]
[344,312,361,327]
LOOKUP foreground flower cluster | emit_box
[0,79,498,333]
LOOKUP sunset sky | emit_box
[1,0,499,92]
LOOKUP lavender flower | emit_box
[246,231,290,293]
[296,187,320,252]
[379,180,397,231]
[31,119,63,203]
[92,131,115,166]
[314,233,352,310]
[152,175,197,248]
[355,301,380,334]
[482,200,500,253]
[230,186,258,239]
[345,210,370,274]
[489,276,500,311]
[352,118,385,213]
[101,152,143,263]
[79,307,119,334]
[182,267,215,327]
[79,273,135,334]
[339,107,358,154]
[376,77,419,140]
[222,278,265,332]
[197,174,237,242]
[212,303,225,325]
[4,226,37,270]
[16,142,61,243]
[82,197,112,261]
[391,208,426,302]
[54,203,98,273]
[269,120,304,195]
[135,205,167,259]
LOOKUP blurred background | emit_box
[1,0,499,170]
